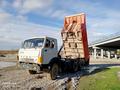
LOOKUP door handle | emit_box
[45,49,47,52]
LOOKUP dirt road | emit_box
[0,65,83,90]
[0,59,120,90]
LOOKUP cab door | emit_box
[42,38,57,64]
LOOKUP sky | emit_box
[0,0,120,50]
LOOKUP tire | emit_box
[78,61,82,70]
[50,63,59,80]
[85,59,89,66]
[28,70,36,74]
[72,61,79,72]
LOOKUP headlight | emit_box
[37,56,43,64]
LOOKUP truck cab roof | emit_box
[24,36,57,41]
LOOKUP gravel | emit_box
[0,59,120,90]
[0,65,100,90]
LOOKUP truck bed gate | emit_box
[60,14,89,60]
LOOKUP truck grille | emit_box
[20,58,35,63]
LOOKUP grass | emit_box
[77,67,120,90]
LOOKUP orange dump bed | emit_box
[61,13,89,60]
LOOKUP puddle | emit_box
[0,61,16,69]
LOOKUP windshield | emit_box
[22,38,44,48]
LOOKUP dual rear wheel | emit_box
[72,61,79,72]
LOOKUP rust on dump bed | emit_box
[61,13,89,60]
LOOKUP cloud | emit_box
[0,0,10,8]
[0,9,27,26]
[0,4,61,50]
[42,9,71,20]
[87,30,106,43]
[87,9,120,33]
[12,0,53,14]
[0,20,61,50]
[12,0,71,19]
[0,11,12,23]
[51,10,68,19]
[23,0,52,9]
[12,0,22,9]
[0,0,120,49]
[16,15,27,21]
[34,0,120,36]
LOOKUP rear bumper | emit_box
[19,62,40,71]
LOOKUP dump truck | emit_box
[18,13,89,80]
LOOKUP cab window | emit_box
[45,39,55,48]
[45,39,50,48]
[50,40,55,48]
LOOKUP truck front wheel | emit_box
[50,63,59,80]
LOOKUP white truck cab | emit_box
[18,37,58,75]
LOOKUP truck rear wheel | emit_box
[85,59,89,66]
[50,63,59,80]
[73,62,79,72]
[28,70,36,74]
